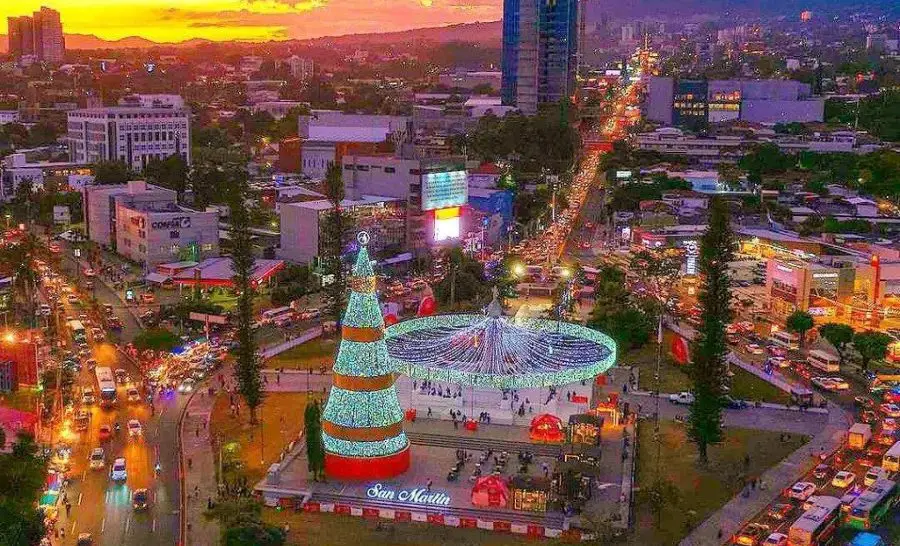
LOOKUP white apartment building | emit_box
[67,105,191,172]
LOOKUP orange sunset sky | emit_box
[2,1,501,42]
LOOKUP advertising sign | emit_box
[422,171,467,211]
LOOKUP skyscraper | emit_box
[6,7,64,63]
[501,0,579,115]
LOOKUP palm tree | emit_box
[0,233,40,327]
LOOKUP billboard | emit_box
[422,171,467,211]
[433,207,461,242]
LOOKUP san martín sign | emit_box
[366,483,451,506]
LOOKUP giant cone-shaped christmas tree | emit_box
[322,237,410,479]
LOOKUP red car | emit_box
[877,433,896,446]
[884,391,900,404]
[98,424,112,441]
[795,366,813,380]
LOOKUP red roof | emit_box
[472,162,501,175]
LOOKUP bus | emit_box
[788,495,841,546]
[807,350,841,373]
[95,366,117,406]
[68,320,86,341]
[768,330,800,350]
[846,479,898,530]
[259,306,293,326]
[882,441,900,472]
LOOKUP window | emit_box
[202,243,213,251]
[169,231,180,239]
[384,167,396,173]
[344,164,354,170]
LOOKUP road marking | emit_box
[101,518,105,533]
[78,492,83,506]
[151,518,156,533]
[71,520,77,534]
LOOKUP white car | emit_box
[831,471,856,489]
[744,343,764,355]
[110,457,127,481]
[827,377,850,390]
[668,392,695,405]
[88,447,105,469]
[127,419,142,437]
[178,378,196,393]
[811,377,837,391]
[763,533,788,546]
[82,389,96,405]
[864,466,889,487]
[787,481,817,501]
[126,388,141,403]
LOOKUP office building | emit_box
[501,0,579,114]
[7,7,64,63]
[83,181,218,266]
[67,105,191,172]
[646,77,824,127]
[287,56,315,82]
[279,195,407,264]
[298,111,410,179]
[342,155,469,252]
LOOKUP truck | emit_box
[668,392,695,405]
[848,423,873,450]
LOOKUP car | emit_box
[85,358,97,371]
[126,388,141,403]
[880,403,900,418]
[75,410,89,431]
[795,365,813,380]
[767,357,789,368]
[178,378,196,393]
[766,503,794,521]
[114,368,127,382]
[857,454,878,468]
[883,390,900,404]
[828,377,850,390]
[82,389,96,405]
[882,418,898,434]
[734,523,770,546]
[813,464,831,480]
[669,392,694,405]
[762,533,788,546]
[723,396,749,409]
[745,344,764,355]
[853,396,874,408]
[98,424,112,441]
[132,488,149,510]
[67,294,79,304]
[139,293,155,304]
[864,466,889,487]
[787,481,817,501]
[76,533,93,546]
[840,489,861,511]
[127,419,142,437]
[727,334,740,345]
[110,458,126,481]
[876,432,895,446]
[812,377,837,391]
[831,471,856,488]
[767,346,787,357]
[89,447,105,469]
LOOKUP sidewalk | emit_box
[678,402,849,546]
[180,377,223,546]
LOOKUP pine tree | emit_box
[687,198,734,464]
[322,163,349,323]
[229,182,264,425]
[304,401,325,480]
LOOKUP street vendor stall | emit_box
[529,413,565,443]
[568,413,603,445]
[510,475,551,513]
[471,475,509,508]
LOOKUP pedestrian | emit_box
[751,478,757,491]
[426,479,433,492]
[188,457,193,469]
[276,373,281,385]
[196,427,200,437]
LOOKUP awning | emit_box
[145,273,172,284]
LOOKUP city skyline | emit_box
[1,1,503,44]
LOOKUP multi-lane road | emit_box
[41,244,184,546]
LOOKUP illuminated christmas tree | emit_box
[321,233,410,479]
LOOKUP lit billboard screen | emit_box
[433,207,461,242]
[422,171,467,211]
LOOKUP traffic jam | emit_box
[731,329,900,546]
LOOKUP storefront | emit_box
[510,476,551,513]
[568,414,603,446]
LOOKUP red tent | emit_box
[471,475,509,508]
[529,413,565,443]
